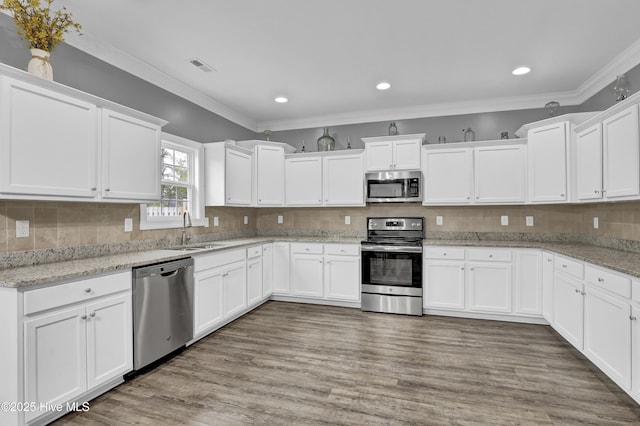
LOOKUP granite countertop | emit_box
[0,237,363,289]
[2,236,640,289]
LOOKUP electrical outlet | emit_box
[501,216,509,226]
[436,216,443,226]
[16,220,29,238]
[213,216,219,227]
[345,215,351,225]
[593,216,599,229]
[124,218,133,232]
[526,216,534,227]
[204,217,210,227]
[277,215,283,224]
[244,215,248,225]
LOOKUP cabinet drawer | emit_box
[194,248,245,272]
[555,256,584,279]
[247,245,262,259]
[325,244,359,256]
[585,265,631,299]
[290,243,323,255]
[424,247,465,260]
[467,248,511,262]
[24,271,131,315]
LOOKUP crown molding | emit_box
[62,31,258,131]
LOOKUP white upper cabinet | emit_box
[575,96,640,202]
[0,70,166,203]
[527,122,568,203]
[284,151,364,207]
[205,143,253,206]
[0,76,98,198]
[474,144,526,203]
[254,145,285,206]
[101,109,161,201]
[422,147,473,204]
[362,134,424,171]
[323,152,364,206]
[285,156,323,206]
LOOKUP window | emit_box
[139,133,205,230]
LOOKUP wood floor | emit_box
[56,301,640,425]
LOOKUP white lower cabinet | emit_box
[632,304,640,402]
[584,284,631,389]
[262,243,274,298]
[290,245,324,298]
[423,260,466,310]
[467,262,512,313]
[23,272,132,423]
[542,252,554,322]
[513,250,542,316]
[272,242,290,294]
[247,248,263,307]
[193,268,224,337]
[553,271,585,350]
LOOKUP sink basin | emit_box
[166,243,221,251]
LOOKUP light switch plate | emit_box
[213,216,219,227]
[345,215,351,225]
[124,218,133,232]
[436,216,443,226]
[593,216,599,229]
[244,215,248,225]
[16,220,29,238]
[277,215,283,224]
[501,216,509,226]
[204,217,210,227]
[526,216,534,227]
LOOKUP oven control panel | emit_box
[368,217,423,231]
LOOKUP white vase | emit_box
[27,48,53,81]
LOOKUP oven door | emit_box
[361,245,422,289]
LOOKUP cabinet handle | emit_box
[81,315,87,320]
[575,289,581,293]
[597,277,604,282]
[326,261,331,264]
[581,291,586,296]
[560,194,565,197]
[105,188,110,192]
[90,187,97,191]
[476,196,479,199]
[443,253,447,256]
[466,197,470,200]
[594,190,600,194]
[470,268,474,271]
[319,260,323,263]
[602,189,606,193]
[460,267,465,271]
[89,312,96,318]
[228,197,231,201]
[631,315,637,321]
[306,248,310,251]
[318,200,322,202]
[547,258,552,262]
[84,288,92,293]
[562,265,567,269]
[489,254,493,258]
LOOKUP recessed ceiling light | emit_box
[376,82,391,90]
[274,96,288,103]
[512,66,531,76]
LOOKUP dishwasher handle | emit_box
[160,268,182,278]
[133,257,194,280]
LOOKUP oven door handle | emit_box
[360,245,423,253]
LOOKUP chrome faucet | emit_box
[181,211,192,246]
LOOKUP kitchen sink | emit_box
[166,243,221,251]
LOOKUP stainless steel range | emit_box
[361,217,424,316]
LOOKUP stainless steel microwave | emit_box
[365,170,422,203]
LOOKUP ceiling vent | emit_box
[188,58,216,73]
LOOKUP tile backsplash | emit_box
[1,199,640,254]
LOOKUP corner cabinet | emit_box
[0,70,166,203]
[362,134,424,171]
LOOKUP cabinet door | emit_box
[285,157,322,205]
[256,145,285,205]
[527,122,568,202]
[603,104,640,199]
[467,262,512,313]
[247,257,263,306]
[553,272,584,350]
[273,242,290,295]
[365,141,394,171]
[422,148,473,204]
[24,305,87,422]
[0,77,98,198]
[542,252,554,323]
[393,139,421,170]
[225,149,252,205]
[632,305,640,401]
[193,268,224,337]
[290,254,324,298]
[584,285,631,389]
[262,244,274,298]
[474,145,525,203]
[576,124,603,200]
[323,154,365,206]
[101,109,161,201]
[423,260,465,310]
[513,251,542,316]
[223,261,247,318]
[324,255,360,301]
[86,293,133,389]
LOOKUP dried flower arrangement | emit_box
[0,0,81,52]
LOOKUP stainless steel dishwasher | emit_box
[132,257,194,371]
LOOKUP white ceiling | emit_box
[56,0,640,132]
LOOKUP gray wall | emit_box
[0,14,255,143]
[579,61,640,112]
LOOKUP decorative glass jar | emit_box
[317,128,335,151]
